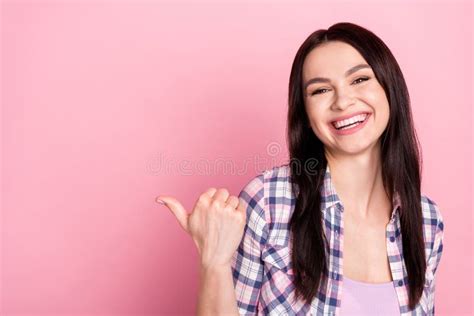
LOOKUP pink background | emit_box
[1,1,472,315]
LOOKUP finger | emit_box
[236,199,247,223]
[194,188,217,207]
[203,187,218,199]
[226,195,239,209]
[213,188,230,203]
[236,198,247,215]
[156,196,189,233]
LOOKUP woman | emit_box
[157,22,444,315]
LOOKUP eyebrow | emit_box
[303,63,371,91]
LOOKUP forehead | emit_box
[303,41,369,79]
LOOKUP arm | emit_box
[427,202,445,314]
[195,174,267,316]
[196,263,240,316]
[230,174,268,315]
[159,187,247,316]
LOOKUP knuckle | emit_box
[207,187,217,195]
[236,199,244,208]
[197,194,207,204]
[232,210,245,223]
[224,203,235,211]
[227,198,238,209]
[211,199,223,209]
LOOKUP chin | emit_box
[335,139,378,156]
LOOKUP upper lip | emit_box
[330,111,371,124]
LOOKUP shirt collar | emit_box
[320,164,401,222]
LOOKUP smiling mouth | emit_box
[332,113,370,130]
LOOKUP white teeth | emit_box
[340,122,361,130]
[333,114,368,129]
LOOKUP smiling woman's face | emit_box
[302,40,390,156]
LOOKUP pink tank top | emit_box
[339,276,400,315]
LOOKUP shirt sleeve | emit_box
[427,201,445,314]
[230,173,269,315]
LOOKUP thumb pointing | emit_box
[156,196,189,233]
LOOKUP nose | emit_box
[331,88,356,111]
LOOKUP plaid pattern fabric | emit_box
[231,163,444,315]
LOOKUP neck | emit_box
[325,142,390,220]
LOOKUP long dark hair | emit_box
[287,22,425,310]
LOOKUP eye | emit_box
[352,76,370,84]
[310,77,370,96]
[311,88,329,95]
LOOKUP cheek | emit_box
[373,96,390,130]
[361,84,384,103]
[373,89,390,112]
[306,108,328,139]
[311,121,332,145]
[362,86,390,121]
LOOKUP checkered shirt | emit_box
[231,164,444,315]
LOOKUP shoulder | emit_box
[261,164,294,201]
[263,164,294,245]
[240,163,293,198]
[262,163,292,178]
[420,193,445,257]
[420,194,444,231]
[262,163,294,194]
[239,164,295,245]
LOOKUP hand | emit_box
[156,188,246,268]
